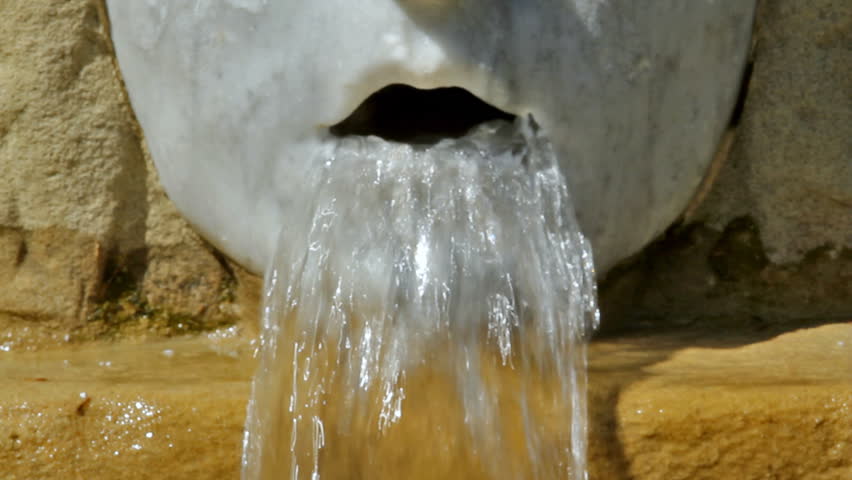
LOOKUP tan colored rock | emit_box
[599,0,851,332]
[0,1,142,249]
[1,324,848,479]
[615,324,852,480]
[0,227,103,324]
[2,0,846,346]
[695,0,851,263]
[0,0,258,347]
[0,337,251,479]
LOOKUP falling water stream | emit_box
[242,116,599,479]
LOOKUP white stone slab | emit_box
[107,0,755,274]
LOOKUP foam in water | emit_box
[242,116,599,479]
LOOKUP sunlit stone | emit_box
[106,0,755,274]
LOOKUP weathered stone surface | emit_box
[613,324,852,480]
[2,0,846,346]
[599,0,851,333]
[0,324,848,479]
[0,227,103,324]
[695,0,851,263]
[106,0,756,275]
[0,336,252,479]
[599,220,851,334]
[0,0,252,347]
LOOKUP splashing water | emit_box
[242,116,599,479]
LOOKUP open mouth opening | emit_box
[329,83,516,145]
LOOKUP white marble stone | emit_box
[106,0,755,275]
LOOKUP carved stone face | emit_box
[106,0,755,275]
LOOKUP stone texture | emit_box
[598,0,851,333]
[599,220,851,334]
[695,0,851,263]
[0,0,253,347]
[0,323,848,479]
[0,227,103,324]
[106,0,756,275]
[0,336,252,479]
[3,0,845,346]
[0,2,846,476]
[612,324,852,480]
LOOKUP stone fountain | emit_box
[0,1,849,479]
[104,0,755,276]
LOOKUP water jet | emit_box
[101,1,758,479]
[15,1,842,480]
[106,0,757,275]
[3,0,851,478]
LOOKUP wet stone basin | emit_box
[1,323,849,479]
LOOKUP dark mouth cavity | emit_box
[329,83,516,145]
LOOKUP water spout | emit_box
[103,1,757,477]
[242,117,598,479]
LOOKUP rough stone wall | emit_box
[697,0,851,263]
[0,0,847,346]
[600,0,851,332]
[0,0,259,349]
